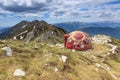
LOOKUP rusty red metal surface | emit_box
[64,31,92,50]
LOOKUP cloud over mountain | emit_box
[0,0,120,25]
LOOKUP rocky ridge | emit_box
[0,20,66,44]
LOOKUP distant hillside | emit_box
[0,27,10,34]
[81,27,120,39]
[0,20,66,44]
[55,21,120,39]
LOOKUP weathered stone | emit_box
[55,67,59,72]
[92,35,111,44]
[61,55,68,62]
[13,69,25,76]
[1,46,12,56]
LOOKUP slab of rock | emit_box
[61,55,68,62]
[13,69,25,77]
[56,43,64,48]
[72,49,75,52]
[105,64,110,70]
[1,46,12,56]
[55,67,59,72]
[13,36,17,40]
[95,63,103,69]
[91,55,97,59]
[111,45,118,54]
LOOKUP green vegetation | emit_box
[115,59,120,63]
[110,37,120,46]
[0,39,120,80]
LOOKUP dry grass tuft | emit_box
[0,39,120,80]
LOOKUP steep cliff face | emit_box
[0,20,66,44]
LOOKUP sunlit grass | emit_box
[0,39,120,80]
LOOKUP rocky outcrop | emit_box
[92,35,119,54]
[92,35,112,44]
[1,46,12,56]
[0,20,66,44]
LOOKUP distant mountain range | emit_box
[55,21,120,39]
[0,21,120,41]
[0,20,66,44]
[0,27,10,34]
[81,27,120,39]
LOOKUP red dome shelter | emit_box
[64,31,92,50]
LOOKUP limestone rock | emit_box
[13,69,25,76]
[55,67,59,72]
[61,55,68,62]
[1,46,12,56]
[92,35,111,44]
[95,63,103,69]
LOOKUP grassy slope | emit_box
[0,39,120,80]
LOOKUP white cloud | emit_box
[0,0,51,7]
[0,0,120,22]
[0,8,13,14]
[17,12,43,18]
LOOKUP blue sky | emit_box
[0,0,120,27]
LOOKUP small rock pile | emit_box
[92,35,119,54]
[92,35,112,44]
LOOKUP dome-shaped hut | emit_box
[64,31,92,50]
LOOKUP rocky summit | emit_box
[0,20,66,44]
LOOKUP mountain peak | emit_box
[31,20,47,24]
[40,20,47,23]
[0,20,66,44]
[19,20,29,24]
[32,20,39,23]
